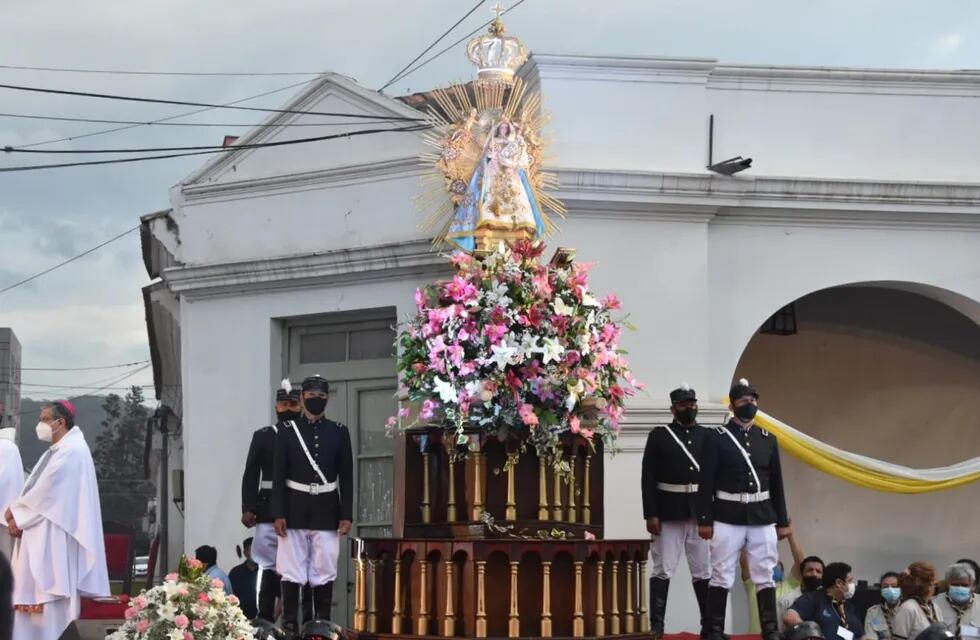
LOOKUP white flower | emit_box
[581,291,600,307]
[433,377,458,404]
[553,297,573,316]
[169,630,183,640]
[538,337,565,364]
[487,342,519,370]
[577,332,592,355]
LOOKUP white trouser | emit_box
[709,521,778,590]
[251,523,279,571]
[276,529,339,587]
[650,519,711,581]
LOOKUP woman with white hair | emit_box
[934,563,979,640]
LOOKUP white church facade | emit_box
[141,53,980,631]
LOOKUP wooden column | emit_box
[508,561,520,638]
[476,561,487,638]
[538,458,550,520]
[421,451,432,523]
[573,561,585,637]
[443,560,456,637]
[447,455,457,522]
[625,560,635,633]
[541,561,553,638]
[417,559,430,635]
[610,560,620,635]
[391,557,403,634]
[354,558,367,631]
[472,452,485,521]
[368,560,379,633]
[505,456,517,520]
[567,452,578,523]
[583,453,593,525]
[639,559,649,632]
[551,465,563,521]
[595,560,606,637]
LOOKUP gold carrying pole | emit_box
[508,561,520,638]
[583,452,592,525]
[639,559,650,632]
[573,561,585,637]
[417,559,430,635]
[472,450,485,521]
[447,455,457,522]
[354,558,367,631]
[567,451,578,523]
[368,560,379,633]
[443,560,456,637]
[476,560,488,638]
[541,561,553,638]
[422,450,432,523]
[505,454,517,520]
[551,465,563,521]
[595,560,606,637]
[625,560,635,633]
[610,560,621,635]
[392,557,403,634]
[538,456,550,520]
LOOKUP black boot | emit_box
[704,586,729,640]
[649,577,670,639]
[693,579,711,639]
[313,582,334,621]
[280,580,301,639]
[757,586,781,640]
[257,570,280,623]
[300,583,314,625]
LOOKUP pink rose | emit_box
[419,399,439,421]
[124,607,137,621]
[133,595,148,610]
[165,573,179,583]
[184,633,194,640]
[175,614,190,629]
[193,620,206,631]
[569,415,581,434]
[186,558,204,570]
[176,587,189,597]
[211,578,225,589]
[228,595,240,606]
[136,619,151,633]
[398,407,411,418]
[198,593,210,604]
[518,403,539,427]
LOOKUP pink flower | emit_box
[124,607,137,621]
[165,573,179,582]
[584,531,596,541]
[450,252,473,268]
[198,593,211,604]
[519,403,539,427]
[564,350,581,366]
[414,288,426,310]
[398,407,411,418]
[569,415,581,434]
[484,323,508,344]
[228,595,240,606]
[550,315,571,335]
[447,343,465,367]
[609,385,626,401]
[184,633,194,640]
[420,399,439,421]
[136,619,151,633]
[385,416,397,428]
[176,587,189,597]
[175,614,190,629]
[601,323,621,345]
[186,558,204,570]
[133,595,148,610]
[445,275,479,303]
[211,578,225,589]
[193,620,206,631]
[602,294,621,310]
[532,272,553,298]
[581,428,594,440]
[458,360,477,376]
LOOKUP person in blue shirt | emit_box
[785,562,863,640]
[195,545,234,596]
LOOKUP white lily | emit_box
[433,377,458,403]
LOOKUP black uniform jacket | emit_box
[241,424,279,523]
[641,421,710,521]
[271,415,354,531]
[696,419,790,527]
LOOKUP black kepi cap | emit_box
[729,377,759,402]
[276,379,301,401]
[669,383,697,404]
[301,375,330,394]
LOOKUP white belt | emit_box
[657,482,699,494]
[259,480,273,490]
[716,490,770,504]
[286,479,337,495]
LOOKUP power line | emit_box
[0,226,138,294]
[18,78,317,149]
[0,111,410,128]
[0,82,423,124]
[386,0,529,90]
[379,0,486,92]
[18,360,150,372]
[0,123,429,172]
[0,64,323,77]
[17,364,152,411]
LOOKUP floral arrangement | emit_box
[109,556,254,640]
[389,241,642,472]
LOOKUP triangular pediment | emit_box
[180,73,428,186]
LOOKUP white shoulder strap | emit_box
[658,425,699,471]
[271,424,278,434]
[289,420,329,487]
[720,426,761,493]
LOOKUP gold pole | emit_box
[508,561,520,638]
[567,452,578,523]
[639,559,649,632]
[443,560,456,637]
[583,453,592,525]
[538,456,549,520]
[447,455,457,522]
[541,561,553,638]
[596,560,606,637]
[417,559,430,635]
[573,561,585,637]
[505,455,517,520]
[392,557,403,634]
[422,451,432,523]
[551,465,563,521]
[354,559,367,631]
[610,560,620,635]
[472,451,485,521]
[625,560,635,633]
[368,560,379,633]
[476,561,487,638]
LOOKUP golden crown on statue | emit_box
[465,3,529,84]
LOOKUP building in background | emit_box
[141,54,980,630]
[0,328,22,434]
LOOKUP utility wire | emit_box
[379,0,486,92]
[0,226,138,294]
[0,82,423,123]
[386,0,528,90]
[13,360,151,372]
[0,64,323,77]
[0,123,429,172]
[18,365,152,409]
[0,111,409,128]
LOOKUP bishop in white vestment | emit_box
[0,426,24,562]
[5,401,109,640]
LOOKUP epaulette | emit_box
[714,426,727,434]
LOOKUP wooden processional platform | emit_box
[349,427,651,639]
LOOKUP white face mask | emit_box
[35,421,54,442]
[844,581,857,600]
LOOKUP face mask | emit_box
[675,408,698,425]
[843,581,856,600]
[881,587,901,604]
[773,567,784,583]
[276,410,300,423]
[304,397,328,416]
[948,586,973,604]
[35,421,53,442]
[734,403,758,422]
[803,576,823,592]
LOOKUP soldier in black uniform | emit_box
[241,379,314,623]
[272,375,353,637]
[696,378,791,640]
[641,384,712,639]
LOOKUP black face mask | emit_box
[304,397,328,416]
[277,410,300,423]
[675,408,698,426]
[802,576,823,592]
[734,403,758,422]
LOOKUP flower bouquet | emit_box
[108,556,254,640]
[390,241,642,475]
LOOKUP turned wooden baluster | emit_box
[368,559,379,633]
[596,560,606,637]
[639,558,650,632]
[421,449,432,523]
[472,449,485,521]
[573,561,585,637]
[476,561,488,638]
[551,465,563,521]
[538,457,550,520]
[508,561,520,638]
[354,558,367,631]
[610,559,621,635]
[505,454,517,520]
[625,559,635,633]
[443,560,456,637]
[567,451,578,523]
[447,454,457,522]
[541,561,553,637]
[391,557,403,634]
[417,559,430,635]
[583,452,593,525]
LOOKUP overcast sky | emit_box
[0,0,977,401]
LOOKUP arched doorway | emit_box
[731,283,980,583]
